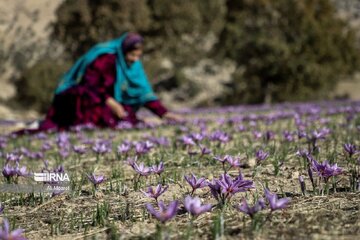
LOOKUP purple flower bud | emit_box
[255,150,269,164]
[0,203,4,214]
[299,175,306,195]
[184,195,212,216]
[343,143,357,158]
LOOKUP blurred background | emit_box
[0,0,360,120]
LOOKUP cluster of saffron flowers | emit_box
[145,195,212,224]
[127,158,164,177]
[2,153,28,183]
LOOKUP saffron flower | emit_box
[209,173,254,204]
[264,189,290,211]
[179,136,195,146]
[216,173,254,196]
[86,173,106,189]
[141,184,168,202]
[209,130,231,143]
[236,198,266,218]
[184,173,208,195]
[311,159,342,181]
[151,162,164,175]
[199,145,211,156]
[0,218,26,240]
[131,162,152,177]
[5,153,22,164]
[184,195,212,217]
[117,143,131,154]
[226,156,242,169]
[145,200,178,223]
[343,143,357,158]
[255,149,269,164]
[73,145,87,155]
[92,141,111,154]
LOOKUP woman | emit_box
[20,32,181,133]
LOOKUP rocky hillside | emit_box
[0,0,63,101]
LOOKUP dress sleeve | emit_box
[81,54,117,103]
[144,99,168,118]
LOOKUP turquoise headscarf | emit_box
[54,32,158,105]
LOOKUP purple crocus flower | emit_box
[283,131,294,142]
[2,165,16,179]
[141,184,168,202]
[56,132,70,148]
[179,136,196,146]
[213,155,230,164]
[190,133,205,142]
[255,149,269,164]
[151,162,164,175]
[200,145,211,156]
[226,156,242,169]
[41,141,53,151]
[145,200,178,223]
[343,143,357,158]
[15,164,28,177]
[209,130,231,143]
[86,173,106,189]
[131,162,152,176]
[311,159,342,181]
[117,143,131,155]
[264,188,290,211]
[134,141,152,155]
[184,195,212,217]
[0,218,26,240]
[215,173,254,198]
[236,198,266,218]
[2,163,28,180]
[184,173,208,194]
[73,145,87,155]
[92,141,111,154]
[5,153,22,164]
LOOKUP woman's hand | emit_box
[163,112,184,123]
[106,97,127,118]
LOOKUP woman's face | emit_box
[125,48,143,65]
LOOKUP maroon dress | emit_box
[37,53,168,131]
